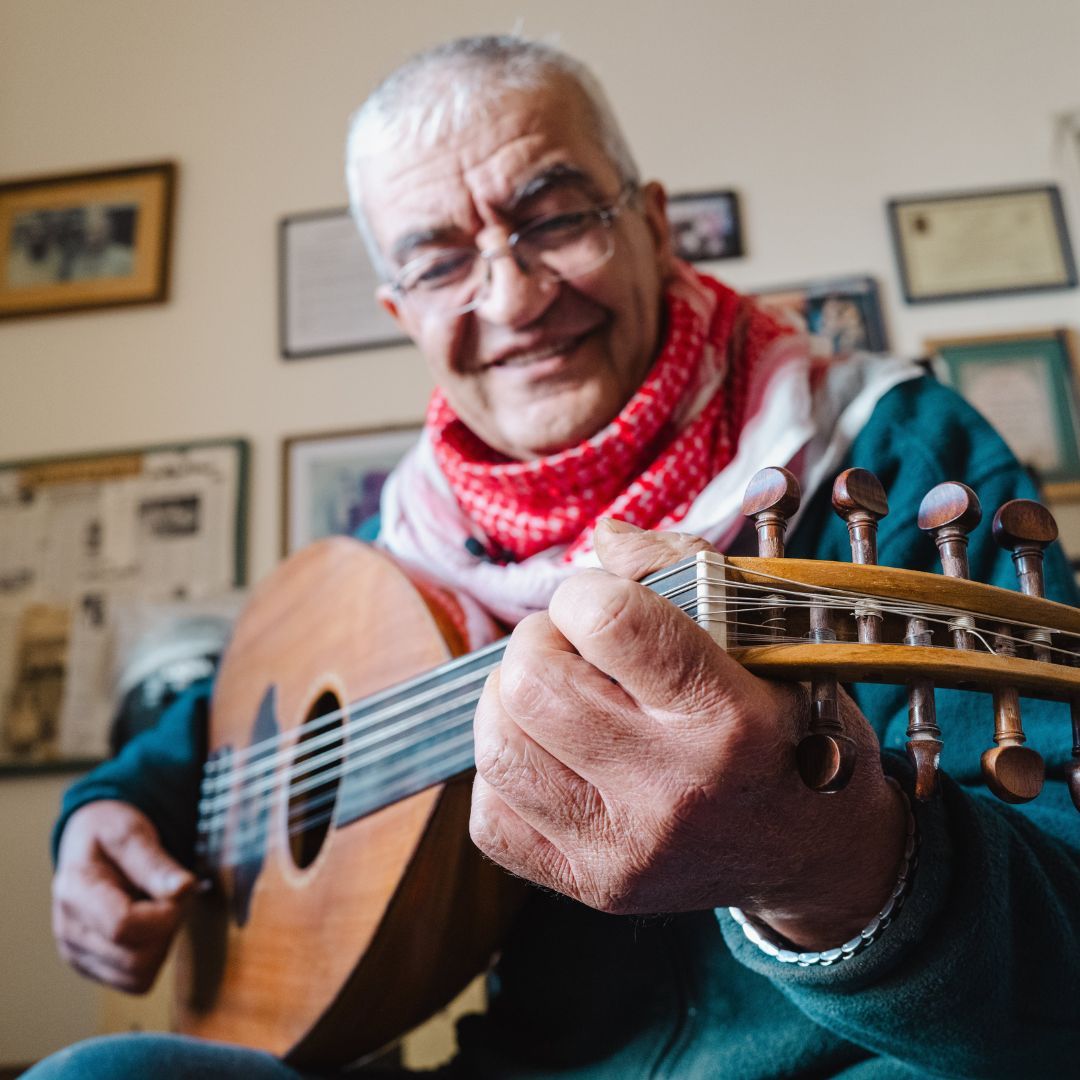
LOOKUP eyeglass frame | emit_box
[388,181,641,317]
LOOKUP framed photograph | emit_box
[666,190,744,262]
[279,209,410,359]
[282,424,421,554]
[925,328,1080,493]
[753,274,889,353]
[0,161,175,319]
[888,184,1077,303]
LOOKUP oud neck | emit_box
[334,638,504,826]
[334,556,703,827]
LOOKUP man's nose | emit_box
[473,250,558,327]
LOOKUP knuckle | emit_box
[500,650,557,718]
[51,870,80,908]
[474,732,532,793]
[100,906,133,944]
[468,804,509,862]
[110,823,150,864]
[564,572,637,640]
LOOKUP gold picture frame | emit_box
[0,161,175,319]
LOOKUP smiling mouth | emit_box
[484,331,593,371]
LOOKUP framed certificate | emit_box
[925,328,1080,493]
[889,185,1077,303]
[279,209,410,359]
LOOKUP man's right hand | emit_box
[52,800,195,993]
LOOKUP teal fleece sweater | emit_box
[55,377,1080,1078]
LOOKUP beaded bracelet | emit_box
[728,778,918,967]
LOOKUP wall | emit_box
[2,0,1079,1065]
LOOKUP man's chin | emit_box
[495,398,623,460]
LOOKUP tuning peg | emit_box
[742,467,800,641]
[796,608,858,794]
[918,481,983,590]
[977,498,1054,804]
[993,499,1058,607]
[832,469,888,649]
[907,481,985,801]
[742,466,801,559]
[742,467,853,791]
[832,468,889,568]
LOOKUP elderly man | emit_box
[33,35,1078,1080]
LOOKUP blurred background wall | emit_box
[2,0,1079,1067]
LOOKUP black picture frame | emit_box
[887,184,1078,304]
[279,208,410,360]
[666,189,744,262]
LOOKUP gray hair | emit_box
[345,34,640,280]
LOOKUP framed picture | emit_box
[888,185,1077,303]
[666,190,744,262]
[0,161,175,319]
[925,328,1080,493]
[279,209,410,359]
[0,438,248,772]
[282,424,421,554]
[753,274,889,353]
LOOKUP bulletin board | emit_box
[0,438,247,773]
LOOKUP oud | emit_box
[175,468,1080,1068]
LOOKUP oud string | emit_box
[198,575,1079,818]
[196,571,1080,864]
[204,570,1077,795]
[199,574,1079,819]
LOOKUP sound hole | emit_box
[287,690,345,870]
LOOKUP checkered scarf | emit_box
[427,266,792,562]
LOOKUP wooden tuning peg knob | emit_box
[981,743,1045,805]
[982,499,1053,803]
[917,481,982,580]
[741,467,801,558]
[796,725,858,794]
[992,500,1058,598]
[832,468,889,565]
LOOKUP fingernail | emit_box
[162,870,191,894]
[599,517,640,534]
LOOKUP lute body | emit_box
[175,538,525,1068]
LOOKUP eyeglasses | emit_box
[390,183,638,317]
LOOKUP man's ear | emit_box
[639,181,675,279]
[376,282,403,324]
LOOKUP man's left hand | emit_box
[470,520,906,949]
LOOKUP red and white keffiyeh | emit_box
[427,270,793,562]
[379,263,920,630]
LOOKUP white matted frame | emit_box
[282,424,421,554]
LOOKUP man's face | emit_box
[363,77,673,460]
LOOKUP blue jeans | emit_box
[21,1032,416,1079]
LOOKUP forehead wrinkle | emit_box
[509,164,602,209]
